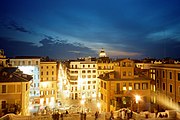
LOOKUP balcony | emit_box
[114,91,124,95]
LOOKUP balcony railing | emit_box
[114,91,124,94]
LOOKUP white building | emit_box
[67,57,98,100]
[10,57,41,101]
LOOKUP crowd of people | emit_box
[52,110,69,120]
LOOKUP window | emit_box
[93,75,96,78]
[83,65,85,68]
[116,83,120,92]
[104,83,106,89]
[47,66,48,69]
[122,62,126,67]
[178,73,180,81]
[129,83,132,90]
[47,72,48,75]
[88,86,90,89]
[2,85,6,93]
[87,70,91,73]
[1,101,6,109]
[82,70,86,73]
[28,61,31,65]
[163,83,165,90]
[123,83,126,90]
[163,71,165,78]
[83,86,85,90]
[93,81,96,84]
[88,75,91,78]
[128,72,132,76]
[93,65,95,68]
[101,81,103,87]
[101,94,103,100]
[17,85,21,92]
[93,70,96,73]
[52,90,55,94]
[36,61,39,65]
[134,83,140,90]
[88,81,91,84]
[93,85,95,89]
[82,75,86,78]
[52,71,54,75]
[88,65,90,68]
[41,66,43,69]
[142,83,148,90]
[123,72,126,76]
[52,66,54,69]
[170,84,173,93]
[169,72,172,79]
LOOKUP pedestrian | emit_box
[61,113,63,120]
[84,112,86,120]
[80,112,83,120]
[95,111,98,120]
[66,110,68,114]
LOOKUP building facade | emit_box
[99,59,154,112]
[39,61,58,108]
[151,64,180,111]
[0,67,32,116]
[66,57,98,100]
[10,57,41,99]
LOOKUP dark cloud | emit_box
[0,37,96,59]
[1,19,32,34]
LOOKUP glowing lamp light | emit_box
[135,95,141,103]
[80,100,85,105]
[97,102,101,108]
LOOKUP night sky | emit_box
[1,0,180,59]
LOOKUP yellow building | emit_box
[0,49,8,67]
[40,61,58,108]
[99,59,154,112]
[151,64,180,111]
[0,67,32,116]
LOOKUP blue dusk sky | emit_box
[0,0,180,59]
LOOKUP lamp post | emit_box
[81,100,85,113]
[135,95,141,113]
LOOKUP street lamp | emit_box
[97,102,101,113]
[135,95,141,113]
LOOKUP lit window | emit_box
[129,86,132,90]
[88,75,91,78]
[134,83,140,90]
[142,83,148,90]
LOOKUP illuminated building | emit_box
[0,67,32,115]
[40,61,58,108]
[99,48,107,58]
[97,49,115,100]
[151,64,180,110]
[67,57,97,99]
[10,57,41,101]
[99,58,154,112]
[0,49,8,67]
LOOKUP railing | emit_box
[114,91,124,94]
